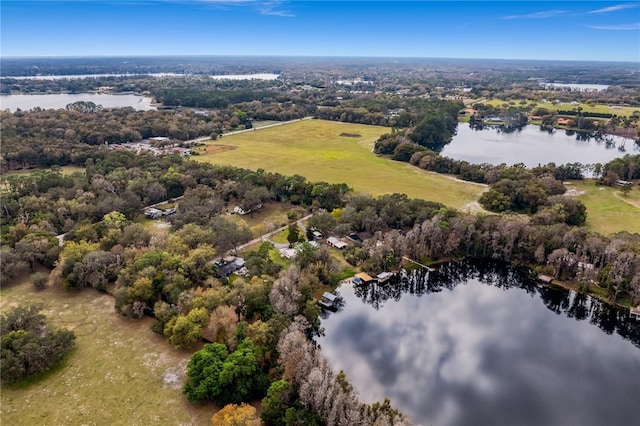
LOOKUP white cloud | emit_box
[258,1,294,17]
[587,23,640,30]
[502,10,568,20]
[587,3,638,14]
[161,0,294,17]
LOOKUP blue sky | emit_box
[1,1,639,61]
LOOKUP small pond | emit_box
[440,124,637,168]
[317,260,640,426]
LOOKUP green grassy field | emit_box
[0,278,213,426]
[568,180,640,235]
[252,120,282,128]
[194,120,486,211]
[478,99,639,118]
[0,165,85,178]
[226,202,300,238]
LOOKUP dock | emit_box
[402,256,435,272]
[317,291,338,311]
[353,272,374,286]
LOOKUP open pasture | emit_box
[478,99,639,118]
[0,279,213,426]
[194,119,485,210]
[569,180,640,235]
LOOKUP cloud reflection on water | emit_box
[319,273,640,426]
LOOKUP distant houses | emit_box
[109,138,192,157]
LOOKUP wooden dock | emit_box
[402,256,435,272]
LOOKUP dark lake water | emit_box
[317,261,640,426]
[440,124,637,168]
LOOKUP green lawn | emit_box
[252,120,281,128]
[568,180,640,235]
[194,120,486,210]
[226,202,299,238]
[0,165,85,178]
[477,99,639,118]
[0,278,213,425]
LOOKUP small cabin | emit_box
[538,274,554,284]
[216,257,246,278]
[376,272,394,283]
[280,248,297,259]
[317,292,338,311]
[233,206,251,215]
[327,236,347,250]
[144,207,163,219]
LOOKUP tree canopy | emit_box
[1,304,76,384]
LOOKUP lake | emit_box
[440,124,636,168]
[0,93,155,112]
[210,73,280,80]
[542,83,610,92]
[1,72,279,81]
[1,73,184,80]
[317,261,640,426]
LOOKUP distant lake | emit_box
[210,73,280,80]
[441,124,636,168]
[542,83,610,92]
[0,93,155,112]
[1,72,279,81]
[1,73,184,80]
[318,261,640,426]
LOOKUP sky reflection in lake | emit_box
[318,270,640,426]
[440,124,636,168]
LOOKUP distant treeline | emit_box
[0,108,220,171]
[154,88,282,108]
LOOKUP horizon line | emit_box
[1,54,638,64]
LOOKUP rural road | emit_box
[182,116,314,144]
[230,213,314,254]
[220,116,314,138]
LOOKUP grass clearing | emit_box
[477,99,639,118]
[226,202,297,238]
[252,120,282,128]
[0,278,213,426]
[194,120,485,210]
[0,165,85,178]
[568,180,640,235]
[269,230,289,245]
